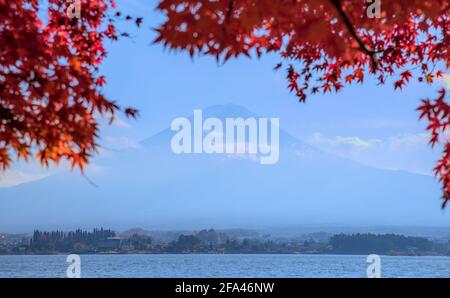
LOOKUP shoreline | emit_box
[1,252,449,257]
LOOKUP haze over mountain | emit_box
[0,104,447,232]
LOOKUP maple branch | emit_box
[329,0,379,69]
[225,0,234,22]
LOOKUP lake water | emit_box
[1,254,450,278]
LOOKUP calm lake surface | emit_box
[1,254,450,278]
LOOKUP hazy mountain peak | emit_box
[200,103,257,119]
[0,105,446,232]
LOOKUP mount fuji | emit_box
[0,104,447,232]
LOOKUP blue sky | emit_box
[0,0,448,187]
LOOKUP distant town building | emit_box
[98,237,121,250]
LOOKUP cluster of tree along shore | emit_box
[1,228,450,256]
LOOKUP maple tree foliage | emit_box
[1,0,450,207]
[155,0,450,207]
[0,0,140,172]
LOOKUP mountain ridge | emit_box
[0,104,446,231]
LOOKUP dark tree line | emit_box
[329,233,433,254]
[31,228,116,252]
